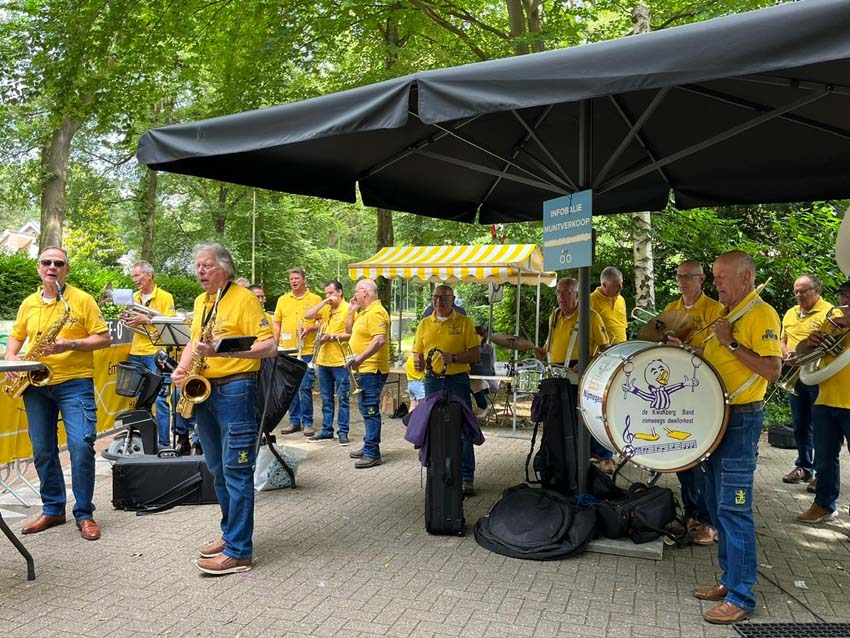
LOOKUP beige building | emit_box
[0,221,40,258]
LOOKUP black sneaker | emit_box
[307,432,334,443]
[349,447,365,459]
[354,456,382,469]
[338,434,350,447]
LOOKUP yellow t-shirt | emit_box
[190,283,273,379]
[404,355,425,381]
[11,284,108,384]
[814,310,850,409]
[702,290,782,404]
[664,293,725,346]
[413,310,479,376]
[273,290,322,352]
[545,308,609,364]
[130,285,177,356]
[781,296,832,353]
[590,287,628,344]
[315,300,349,367]
[349,300,390,374]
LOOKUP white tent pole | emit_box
[535,274,541,346]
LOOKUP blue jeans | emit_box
[129,354,195,447]
[812,405,850,512]
[318,365,350,436]
[702,409,762,613]
[357,372,387,459]
[289,354,315,427]
[425,373,475,483]
[677,465,710,524]
[23,378,97,522]
[789,379,818,473]
[196,378,257,560]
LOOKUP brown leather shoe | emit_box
[21,514,66,535]
[693,525,718,545]
[796,502,837,524]
[199,538,226,558]
[702,600,752,624]
[77,519,101,541]
[692,584,728,601]
[195,553,252,575]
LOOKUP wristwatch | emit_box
[70,341,78,351]
[727,341,740,352]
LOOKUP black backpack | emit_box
[595,482,676,543]
[474,483,597,560]
[526,378,578,496]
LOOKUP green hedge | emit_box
[0,253,200,320]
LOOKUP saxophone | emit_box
[175,287,221,418]
[4,282,74,399]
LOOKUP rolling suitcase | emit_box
[112,452,218,514]
[425,399,465,536]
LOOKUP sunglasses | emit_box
[39,259,67,268]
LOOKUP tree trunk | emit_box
[631,5,655,312]
[139,168,157,263]
[39,116,82,250]
[213,184,228,235]
[506,0,529,56]
[522,0,544,53]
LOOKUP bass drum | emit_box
[578,341,728,473]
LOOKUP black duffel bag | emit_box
[596,483,676,544]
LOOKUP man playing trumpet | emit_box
[779,274,832,486]
[304,280,352,446]
[795,280,850,525]
[690,250,781,625]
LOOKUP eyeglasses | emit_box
[432,295,453,302]
[794,287,815,295]
[39,259,66,268]
[676,273,701,280]
[195,263,218,272]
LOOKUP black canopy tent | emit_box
[138,0,850,489]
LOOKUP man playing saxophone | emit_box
[172,243,275,575]
[795,280,850,525]
[4,247,111,541]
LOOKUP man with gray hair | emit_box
[590,266,628,345]
[345,279,390,468]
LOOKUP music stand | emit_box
[0,360,42,581]
[147,317,191,348]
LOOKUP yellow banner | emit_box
[0,344,133,465]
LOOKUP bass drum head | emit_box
[579,342,728,472]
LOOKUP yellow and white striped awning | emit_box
[348,244,556,286]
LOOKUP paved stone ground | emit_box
[2,396,850,638]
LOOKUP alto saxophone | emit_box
[4,282,74,399]
[175,287,222,418]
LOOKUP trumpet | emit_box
[98,283,164,336]
[339,339,362,395]
[307,325,325,369]
[295,316,304,360]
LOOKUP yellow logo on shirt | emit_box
[735,489,747,505]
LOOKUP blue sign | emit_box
[543,190,593,271]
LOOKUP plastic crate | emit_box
[115,362,148,398]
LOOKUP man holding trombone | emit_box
[778,274,832,486]
[304,280,352,446]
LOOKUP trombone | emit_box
[338,339,362,395]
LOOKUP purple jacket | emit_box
[403,392,485,466]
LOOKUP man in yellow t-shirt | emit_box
[663,260,724,545]
[172,243,275,576]
[413,284,481,494]
[533,277,613,471]
[304,279,352,446]
[124,260,191,452]
[590,266,628,344]
[779,274,832,485]
[795,281,850,525]
[5,247,111,541]
[691,251,781,625]
[274,267,322,436]
[345,279,390,468]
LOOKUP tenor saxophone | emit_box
[3,282,74,399]
[175,288,221,418]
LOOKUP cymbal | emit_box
[490,333,535,352]
[637,310,694,342]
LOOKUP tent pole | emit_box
[512,270,522,435]
[577,99,593,494]
[535,274,541,346]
